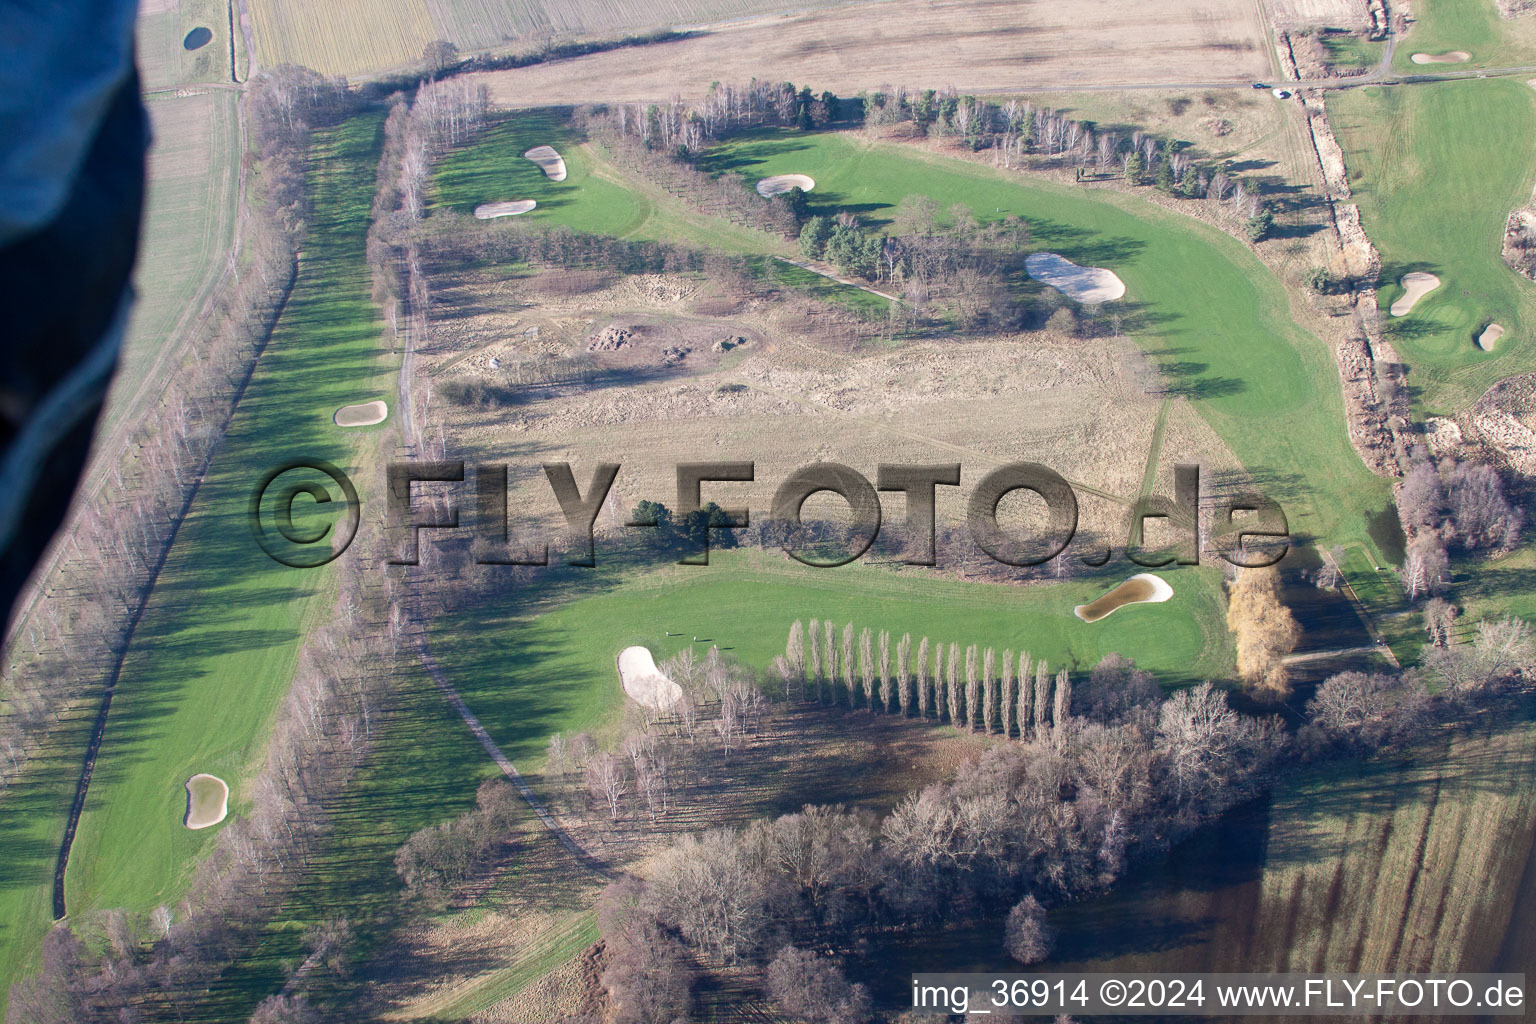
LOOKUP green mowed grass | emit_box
[697,130,1393,558]
[1457,541,1536,629]
[186,662,498,1017]
[60,112,393,922]
[432,550,1234,772]
[1391,0,1536,72]
[1338,544,1421,665]
[1330,79,1536,413]
[432,112,649,237]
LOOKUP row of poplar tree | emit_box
[780,619,1071,739]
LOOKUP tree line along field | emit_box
[1329,78,1536,415]
[103,91,242,440]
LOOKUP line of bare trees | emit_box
[0,66,346,794]
[777,619,1085,742]
[862,88,1273,238]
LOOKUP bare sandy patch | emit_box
[1390,272,1441,316]
[1026,252,1126,303]
[1478,323,1506,350]
[523,145,567,182]
[756,173,815,198]
[617,646,684,711]
[1412,51,1471,64]
[1074,573,1173,623]
[184,773,229,829]
[475,199,536,219]
[334,399,387,427]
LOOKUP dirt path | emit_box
[1323,547,1403,671]
[772,255,902,303]
[411,622,610,878]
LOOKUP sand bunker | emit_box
[617,646,684,711]
[1390,272,1441,316]
[475,199,536,219]
[756,173,815,198]
[1026,251,1126,304]
[1478,323,1506,351]
[184,774,229,830]
[523,145,567,182]
[1412,51,1471,64]
[334,400,387,427]
[1074,573,1174,623]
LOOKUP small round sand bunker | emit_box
[1412,51,1470,64]
[334,400,387,427]
[617,646,684,711]
[756,173,815,198]
[1074,573,1173,623]
[1478,323,1505,351]
[523,145,567,182]
[1390,272,1441,316]
[184,773,229,830]
[475,199,536,219]
[1026,251,1126,304]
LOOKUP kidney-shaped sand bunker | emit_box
[1074,573,1173,623]
[617,646,684,711]
[184,773,229,830]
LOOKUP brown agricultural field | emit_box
[471,0,1271,108]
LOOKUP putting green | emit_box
[1331,79,1536,412]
